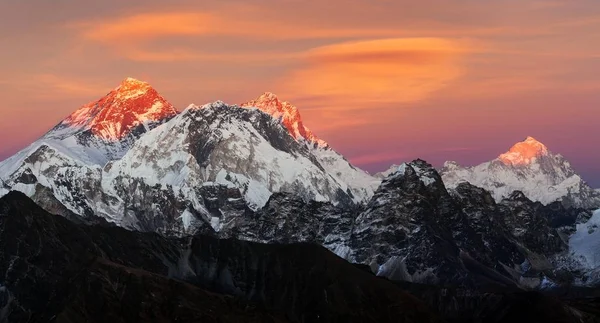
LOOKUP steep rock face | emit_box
[440,137,600,209]
[0,180,9,198]
[349,160,469,285]
[498,191,567,258]
[566,209,600,285]
[0,192,438,323]
[449,184,526,279]
[220,192,359,258]
[347,160,575,288]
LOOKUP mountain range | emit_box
[1,78,600,321]
[4,190,599,322]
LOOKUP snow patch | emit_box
[569,209,600,269]
[11,183,36,197]
[396,163,407,176]
[210,216,221,231]
[178,209,195,231]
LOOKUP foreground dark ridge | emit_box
[0,191,435,323]
[0,191,597,323]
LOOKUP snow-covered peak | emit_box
[0,78,179,176]
[391,160,439,187]
[105,101,362,211]
[114,77,153,100]
[442,161,461,169]
[241,93,328,148]
[240,94,377,202]
[57,78,177,141]
[498,136,549,166]
[440,137,600,209]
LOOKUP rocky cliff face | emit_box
[211,160,592,290]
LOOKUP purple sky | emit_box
[0,0,599,186]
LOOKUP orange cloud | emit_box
[74,11,399,43]
[75,11,553,44]
[0,74,110,101]
[72,10,524,63]
[118,47,302,63]
[80,13,216,43]
[279,38,468,108]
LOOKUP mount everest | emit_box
[0,78,599,290]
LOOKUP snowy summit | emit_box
[241,92,328,148]
[59,77,178,141]
[499,136,549,166]
[440,136,600,209]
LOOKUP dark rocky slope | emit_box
[0,191,435,323]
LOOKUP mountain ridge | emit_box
[0,86,377,235]
[1,78,599,292]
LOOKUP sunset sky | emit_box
[1,0,599,185]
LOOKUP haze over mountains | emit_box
[1,78,599,321]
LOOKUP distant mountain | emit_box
[0,78,176,176]
[374,163,402,179]
[440,136,600,209]
[0,80,377,234]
